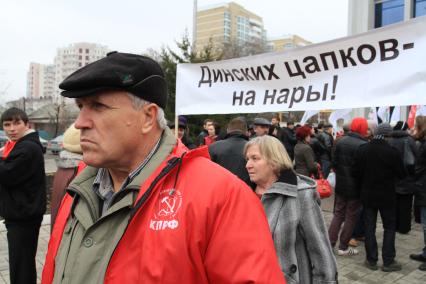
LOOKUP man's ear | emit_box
[140,104,158,134]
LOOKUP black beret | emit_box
[59,51,168,109]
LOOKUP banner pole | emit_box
[174,115,179,138]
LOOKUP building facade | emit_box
[268,34,312,52]
[195,2,267,53]
[54,42,109,101]
[348,0,426,120]
[26,63,55,99]
[349,0,426,35]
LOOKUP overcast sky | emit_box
[0,0,348,103]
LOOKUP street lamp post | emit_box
[193,0,197,48]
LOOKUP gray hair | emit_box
[244,135,293,175]
[127,93,167,129]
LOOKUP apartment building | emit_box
[26,63,55,99]
[268,34,312,52]
[54,42,109,100]
[195,2,267,52]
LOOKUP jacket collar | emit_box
[224,131,248,140]
[348,131,367,141]
[265,169,298,197]
[391,130,409,138]
[264,170,316,198]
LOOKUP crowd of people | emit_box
[160,109,426,276]
[191,114,426,274]
[0,52,425,283]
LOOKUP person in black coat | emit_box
[353,123,406,272]
[317,123,334,178]
[409,115,426,271]
[0,107,46,284]
[278,121,297,160]
[328,117,368,256]
[388,121,418,234]
[209,117,254,188]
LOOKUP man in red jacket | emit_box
[42,52,285,284]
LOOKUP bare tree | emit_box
[48,102,69,137]
[221,38,269,59]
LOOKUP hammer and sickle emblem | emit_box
[158,196,177,216]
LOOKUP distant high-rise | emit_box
[195,2,267,52]
[54,42,109,100]
[26,63,55,99]
[268,35,312,52]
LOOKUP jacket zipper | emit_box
[102,156,182,280]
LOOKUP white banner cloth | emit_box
[300,110,319,125]
[176,17,426,115]
[329,109,352,127]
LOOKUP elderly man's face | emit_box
[254,125,269,136]
[74,91,145,169]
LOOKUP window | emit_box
[374,0,404,28]
[224,11,230,20]
[79,48,82,53]
[414,0,426,17]
[79,55,82,60]
[86,49,89,53]
[85,56,89,60]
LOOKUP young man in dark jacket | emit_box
[353,123,406,272]
[0,107,46,284]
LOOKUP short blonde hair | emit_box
[244,135,293,175]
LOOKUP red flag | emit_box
[407,105,417,129]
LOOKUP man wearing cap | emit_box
[42,52,285,284]
[353,122,406,271]
[252,117,271,137]
[169,116,195,149]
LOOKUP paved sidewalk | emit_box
[0,208,425,283]
[323,212,426,283]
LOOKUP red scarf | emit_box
[2,140,17,159]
